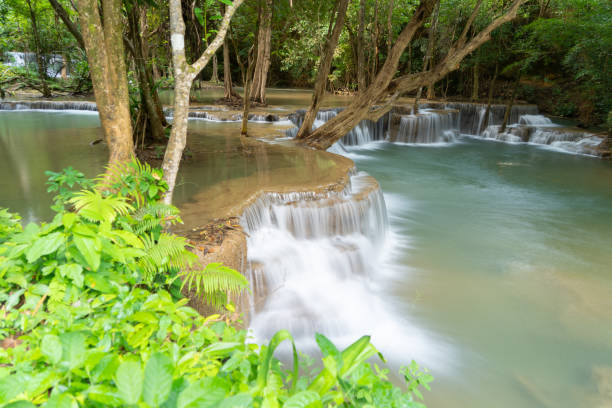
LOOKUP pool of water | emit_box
[343,138,612,407]
[0,110,348,226]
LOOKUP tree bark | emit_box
[357,0,367,91]
[500,75,520,133]
[480,62,498,133]
[303,0,526,150]
[387,0,393,57]
[241,46,256,136]
[250,0,273,104]
[211,54,219,82]
[163,0,244,204]
[126,3,166,143]
[77,0,134,165]
[295,0,350,140]
[26,0,51,97]
[414,1,438,112]
[370,0,379,83]
[223,33,239,100]
[471,61,479,101]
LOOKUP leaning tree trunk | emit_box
[77,0,134,165]
[295,0,350,140]
[163,0,243,204]
[471,62,479,102]
[250,0,273,104]
[26,0,51,97]
[303,0,526,150]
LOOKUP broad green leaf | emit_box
[143,353,173,407]
[73,234,101,270]
[41,334,62,364]
[256,330,298,394]
[176,378,227,408]
[44,393,78,408]
[3,401,37,408]
[62,213,77,230]
[115,360,143,405]
[87,385,123,406]
[26,232,64,263]
[217,393,252,408]
[58,264,84,288]
[283,391,321,408]
[91,354,120,383]
[60,332,87,370]
[0,373,27,404]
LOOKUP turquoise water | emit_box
[2,108,612,407]
[344,138,612,407]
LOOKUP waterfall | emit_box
[287,108,389,146]
[0,100,97,112]
[392,110,459,143]
[444,102,539,135]
[519,114,553,126]
[242,171,445,365]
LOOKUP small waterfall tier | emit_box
[287,108,389,146]
[389,109,459,143]
[0,100,97,111]
[482,124,603,155]
[518,114,553,126]
[437,102,539,135]
[243,171,391,344]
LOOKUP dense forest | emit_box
[1,0,610,128]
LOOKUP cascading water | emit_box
[391,109,459,143]
[0,100,98,112]
[518,114,553,126]
[287,108,389,147]
[243,171,445,366]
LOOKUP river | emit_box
[1,96,611,407]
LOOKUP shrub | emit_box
[0,161,431,407]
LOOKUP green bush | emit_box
[0,161,431,407]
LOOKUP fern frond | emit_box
[131,202,181,234]
[181,263,249,310]
[70,190,133,223]
[138,233,196,282]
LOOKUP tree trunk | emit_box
[295,0,350,140]
[77,0,134,165]
[471,62,479,101]
[370,0,379,83]
[126,3,166,143]
[26,0,51,97]
[500,75,520,133]
[163,0,243,204]
[413,3,438,113]
[303,0,526,149]
[241,47,256,136]
[425,0,439,100]
[387,0,393,57]
[211,54,219,82]
[250,0,273,104]
[357,0,367,91]
[223,34,239,100]
[480,63,498,133]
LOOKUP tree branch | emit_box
[48,0,85,49]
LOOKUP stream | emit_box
[1,94,611,407]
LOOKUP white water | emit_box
[394,110,458,144]
[243,172,449,369]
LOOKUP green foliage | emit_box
[181,262,249,310]
[45,167,95,212]
[0,161,432,407]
